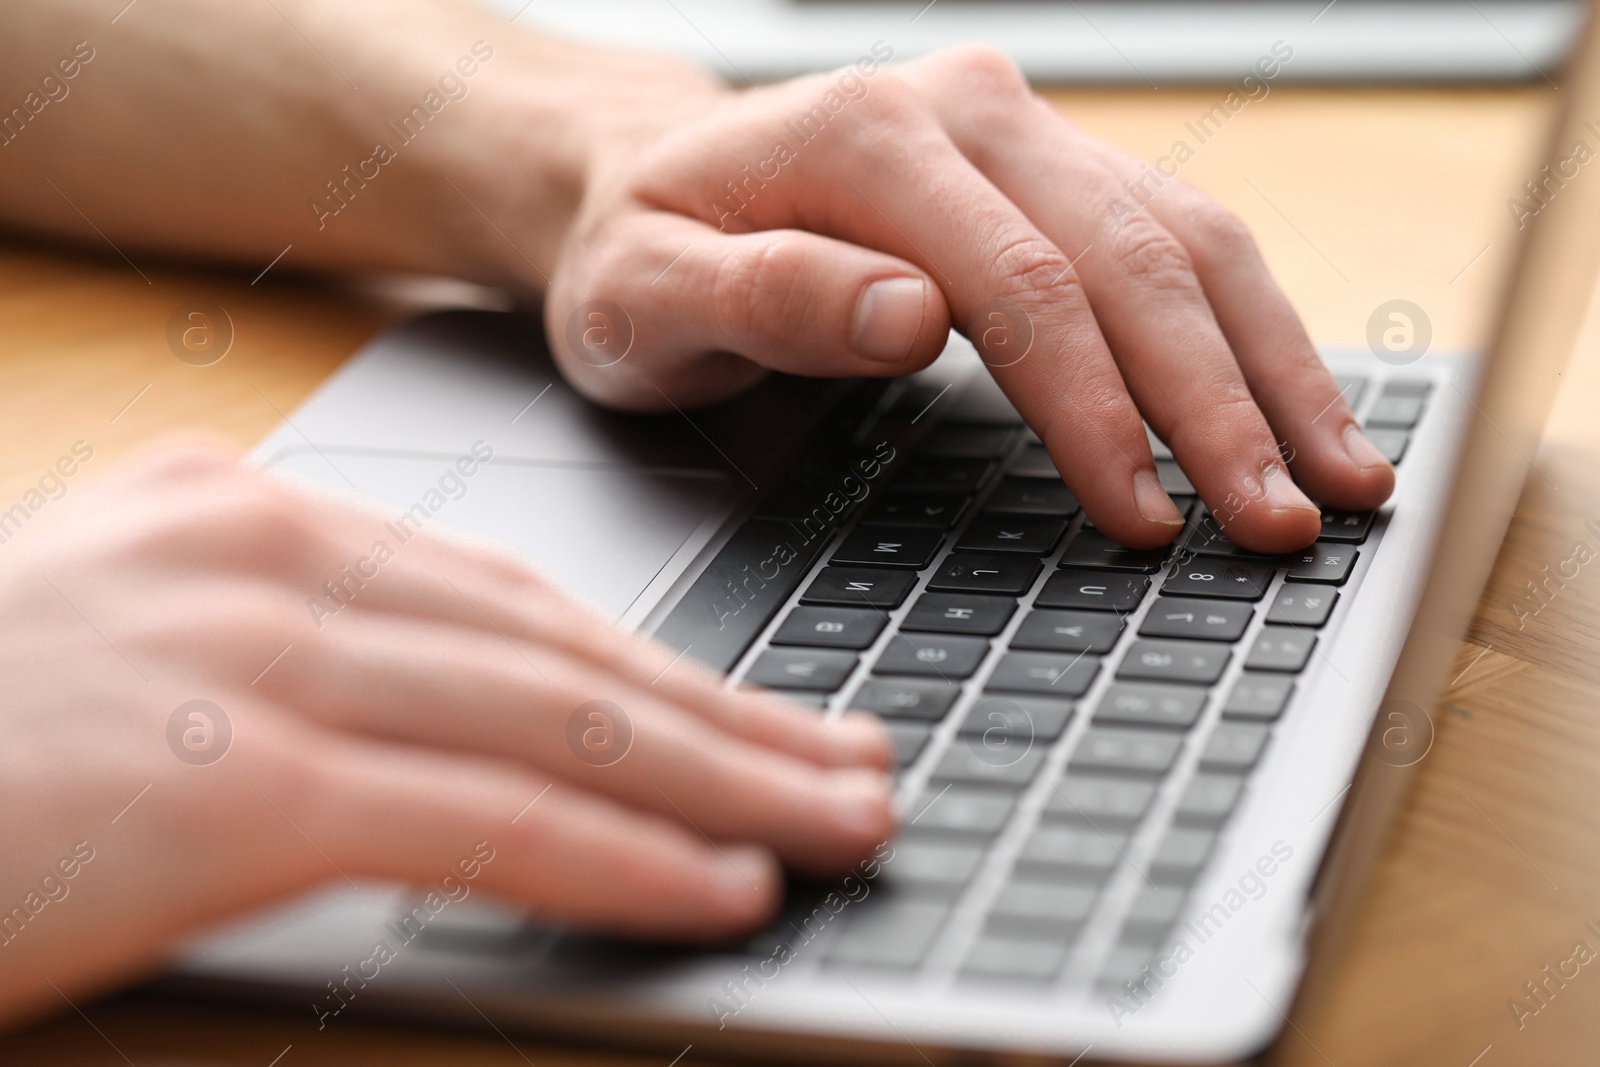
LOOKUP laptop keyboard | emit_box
[651,372,1430,991]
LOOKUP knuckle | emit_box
[1109,219,1197,288]
[712,236,817,346]
[939,45,1031,98]
[1188,202,1258,263]
[988,233,1084,305]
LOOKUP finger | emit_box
[297,734,783,939]
[264,613,896,873]
[652,73,1186,548]
[548,213,950,408]
[290,514,892,771]
[898,49,1322,552]
[1131,178,1396,510]
[147,458,891,770]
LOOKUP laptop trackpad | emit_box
[269,447,729,621]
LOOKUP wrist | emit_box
[447,37,726,292]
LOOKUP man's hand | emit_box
[543,46,1394,554]
[0,442,892,1026]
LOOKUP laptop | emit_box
[167,9,1599,1062]
[493,0,1583,84]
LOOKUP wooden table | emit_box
[5,83,1599,1067]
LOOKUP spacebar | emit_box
[653,519,833,673]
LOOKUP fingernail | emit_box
[714,844,777,898]
[1343,422,1392,472]
[1132,469,1186,526]
[1260,466,1320,514]
[851,277,926,364]
[828,770,895,838]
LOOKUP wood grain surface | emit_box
[4,83,1598,1067]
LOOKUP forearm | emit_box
[0,0,717,288]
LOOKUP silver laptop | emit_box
[168,11,1599,1062]
[493,0,1582,83]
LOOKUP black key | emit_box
[982,477,1079,517]
[1283,543,1358,585]
[1059,530,1170,573]
[1366,395,1424,428]
[1117,639,1230,685]
[1007,443,1060,479]
[773,692,829,710]
[802,566,917,609]
[1333,373,1368,410]
[1094,682,1208,729]
[832,525,944,569]
[960,695,1075,742]
[1223,673,1295,721]
[1364,427,1410,462]
[885,721,933,768]
[893,457,995,494]
[848,678,961,721]
[908,786,1016,834]
[1319,509,1375,543]
[1146,425,1174,461]
[1266,585,1338,627]
[865,491,969,529]
[986,651,1101,697]
[1045,776,1156,824]
[990,879,1099,930]
[744,649,858,691]
[1084,495,1196,530]
[1138,597,1254,641]
[653,518,834,672]
[1123,886,1187,940]
[956,516,1067,555]
[1069,728,1183,776]
[1150,828,1217,884]
[1155,459,1194,495]
[873,633,990,679]
[1018,826,1128,877]
[1183,514,1275,560]
[917,422,1015,459]
[1035,569,1150,612]
[881,839,986,891]
[1175,775,1245,825]
[933,744,1047,787]
[1010,609,1123,654]
[1382,378,1433,398]
[1200,723,1271,772]
[825,898,949,968]
[927,552,1042,596]
[1244,627,1316,672]
[754,474,863,524]
[963,936,1069,979]
[902,593,1016,636]
[1161,557,1274,601]
[771,606,886,650]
